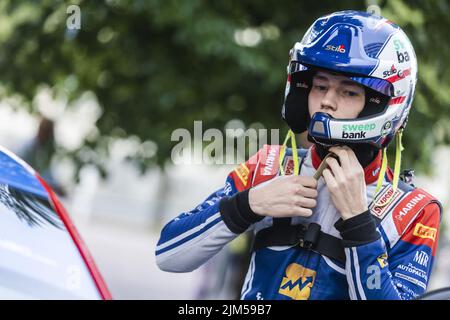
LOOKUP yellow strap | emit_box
[375,148,388,194]
[289,130,300,175]
[392,129,404,193]
[373,130,404,208]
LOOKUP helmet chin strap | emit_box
[310,136,335,148]
[311,136,378,169]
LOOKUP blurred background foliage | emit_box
[0,0,449,177]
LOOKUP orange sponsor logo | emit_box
[413,223,437,241]
[234,164,250,186]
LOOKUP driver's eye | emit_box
[314,85,327,91]
[344,90,359,97]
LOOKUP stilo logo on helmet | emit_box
[325,44,346,53]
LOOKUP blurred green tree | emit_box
[0,0,449,176]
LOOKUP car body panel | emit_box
[0,146,111,299]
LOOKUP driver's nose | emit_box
[320,89,338,113]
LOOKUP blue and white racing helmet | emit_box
[281,10,417,149]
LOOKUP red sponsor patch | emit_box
[284,157,295,176]
[401,203,441,256]
[370,185,405,219]
[257,145,280,177]
[231,145,282,190]
[392,190,432,234]
[253,145,281,186]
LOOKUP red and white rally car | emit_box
[0,146,111,299]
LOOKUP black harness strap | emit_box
[252,222,346,264]
[252,180,419,264]
[272,217,291,228]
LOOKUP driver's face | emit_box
[308,71,365,119]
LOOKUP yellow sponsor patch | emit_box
[413,223,437,241]
[278,263,316,300]
[234,164,250,186]
[377,253,388,268]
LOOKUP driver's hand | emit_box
[322,146,368,220]
[248,175,318,218]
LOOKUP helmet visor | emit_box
[289,61,394,97]
[349,76,393,97]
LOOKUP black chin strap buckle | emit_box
[299,223,321,249]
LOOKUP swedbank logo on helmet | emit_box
[341,123,376,139]
[325,44,346,53]
[394,39,410,63]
